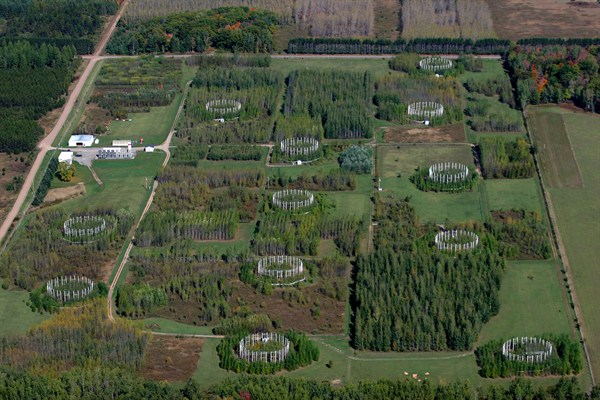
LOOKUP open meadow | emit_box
[528,105,600,381]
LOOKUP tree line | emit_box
[107,7,277,54]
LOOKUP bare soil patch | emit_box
[139,335,204,383]
[492,210,525,223]
[383,123,466,143]
[374,0,400,40]
[43,183,86,204]
[488,0,600,40]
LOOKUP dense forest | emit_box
[479,138,535,179]
[1,368,596,400]
[352,196,504,351]
[284,70,373,139]
[0,41,77,153]
[0,0,117,53]
[107,7,277,54]
[507,44,600,112]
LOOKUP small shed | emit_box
[144,146,155,153]
[112,139,132,147]
[58,151,73,165]
[68,135,95,147]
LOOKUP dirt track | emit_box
[0,1,129,246]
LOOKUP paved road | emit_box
[0,0,129,246]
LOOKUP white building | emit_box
[58,151,73,165]
[144,146,155,153]
[68,135,95,147]
[112,140,132,147]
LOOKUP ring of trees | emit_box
[63,215,107,243]
[502,337,553,364]
[238,332,290,363]
[429,162,469,185]
[257,255,305,286]
[407,101,444,119]
[272,189,314,211]
[46,275,94,303]
[205,99,242,115]
[435,230,480,253]
[280,137,319,161]
[419,57,453,72]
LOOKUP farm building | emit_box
[112,140,132,147]
[68,135,95,147]
[144,146,155,152]
[58,151,73,165]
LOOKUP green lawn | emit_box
[377,144,483,222]
[140,317,215,335]
[484,178,544,213]
[0,289,49,337]
[59,152,165,216]
[459,60,507,84]
[97,96,182,147]
[534,107,600,379]
[270,57,396,79]
[478,260,572,345]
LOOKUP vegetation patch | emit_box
[218,331,319,374]
[139,335,204,383]
[475,334,582,378]
[479,137,534,179]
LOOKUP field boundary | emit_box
[524,108,595,387]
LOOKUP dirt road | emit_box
[0,1,129,246]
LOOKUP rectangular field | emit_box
[484,178,544,213]
[533,106,600,380]
[527,107,583,188]
[0,289,50,337]
[377,144,483,223]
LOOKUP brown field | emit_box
[139,335,204,382]
[383,123,466,143]
[488,0,600,39]
[0,153,34,224]
[231,282,346,334]
[526,107,583,189]
[43,183,86,205]
[373,0,400,40]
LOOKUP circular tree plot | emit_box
[272,189,314,211]
[407,101,444,119]
[47,275,94,303]
[63,215,107,243]
[280,137,319,162]
[429,162,469,186]
[239,332,290,363]
[257,255,305,286]
[502,337,554,364]
[205,99,242,115]
[419,57,453,72]
[435,230,479,253]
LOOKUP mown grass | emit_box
[0,289,49,337]
[270,57,396,79]
[477,260,572,345]
[484,178,544,213]
[377,144,483,222]
[533,106,600,379]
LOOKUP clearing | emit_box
[139,335,204,382]
[383,123,466,143]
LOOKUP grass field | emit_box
[529,106,600,380]
[0,289,49,337]
[97,95,183,147]
[377,144,483,222]
[270,57,395,79]
[527,106,583,188]
[477,260,572,344]
[484,178,544,213]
